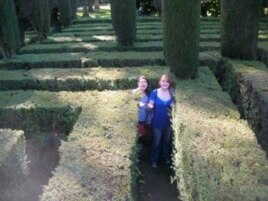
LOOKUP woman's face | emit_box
[159,77,170,90]
[138,78,148,91]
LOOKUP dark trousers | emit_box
[151,126,172,163]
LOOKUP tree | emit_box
[0,0,21,58]
[163,0,200,79]
[153,0,162,16]
[87,0,94,12]
[83,0,89,16]
[58,0,72,27]
[221,0,262,60]
[94,0,100,9]
[111,0,136,46]
[83,0,94,16]
[30,0,50,41]
[14,0,50,43]
[70,0,77,19]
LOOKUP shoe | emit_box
[152,162,158,168]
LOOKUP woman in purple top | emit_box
[148,74,175,168]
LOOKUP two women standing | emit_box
[133,74,175,168]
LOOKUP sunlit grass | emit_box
[76,6,111,19]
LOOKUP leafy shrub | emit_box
[201,0,220,17]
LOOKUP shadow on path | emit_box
[137,140,180,201]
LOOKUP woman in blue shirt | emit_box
[148,74,175,168]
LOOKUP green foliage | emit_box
[0,0,21,58]
[0,90,139,200]
[173,67,268,201]
[218,59,268,153]
[0,66,167,91]
[111,0,136,46]
[201,0,220,17]
[0,129,28,201]
[163,0,200,79]
[221,0,262,60]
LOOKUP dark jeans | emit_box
[151,126,172,163]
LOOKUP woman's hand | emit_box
[139,102,145,107]
[147,102,154,110]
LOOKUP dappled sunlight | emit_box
[92,35,116,41]
[39,91,137,200]
[259,34,268,39]
[76,6,111,19]
[46,36,83,43]
[177,90,239,120]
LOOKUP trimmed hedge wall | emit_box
[0,90,141,200]
[0,66,167,91]
[0,99,81,135]
[172,67,268,201]
[0,129,28,201]
[0,51,221,69]
[216,59,268,154]
[18,41,220,54]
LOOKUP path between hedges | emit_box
[0,12,183,201]
[1,10,268,201]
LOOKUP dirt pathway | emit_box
[137,141,180,201]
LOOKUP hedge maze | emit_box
[0,9,268,201]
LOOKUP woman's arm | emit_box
[147,89,157,109]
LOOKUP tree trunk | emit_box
[94,0,100,9]
[29,0,50,42]
[163,0,200,79]
[153,0,162,16]
[70,0,77,19]
[83,0,89,16]
[87,0,94,12]
[58,0,72,27]
[0,0,21,59]
[111,0,136,46]
[221,0,262,60]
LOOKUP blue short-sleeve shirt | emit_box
[149,89,173,129]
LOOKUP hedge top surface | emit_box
[0,90,79,109]
[173,67,268,201]
[229,59,268,92]
[0,66,169,81]
[258,41,268,51]
[0,90,138,200]
[0,129,24,166]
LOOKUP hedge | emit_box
[0,90,141,200]
[0,129,28,201]
[0,66,168,91]
[216,59,268,154]
[172,67,268,201]
[0,50,221,69]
